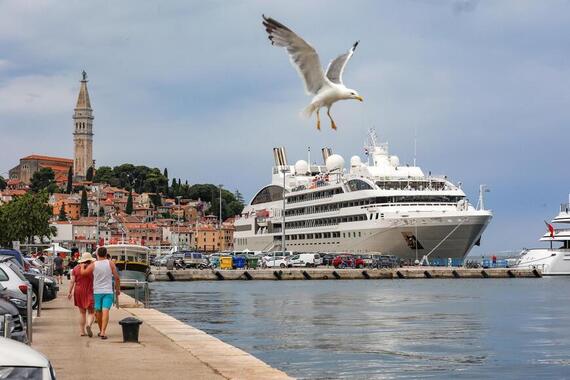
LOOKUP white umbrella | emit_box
[43,243,71,254]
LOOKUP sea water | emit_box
[150,278,570,379]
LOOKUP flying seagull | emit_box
[262,15,363,131]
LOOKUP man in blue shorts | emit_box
[81,247,120,339]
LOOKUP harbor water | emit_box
[150,278,570,379]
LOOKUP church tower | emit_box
[73,71,94,180]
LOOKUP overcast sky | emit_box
[1,0,569,255]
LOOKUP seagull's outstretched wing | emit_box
[325,41,359,85]
[262,15,328,95]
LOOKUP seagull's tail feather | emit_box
[301,103,318,118]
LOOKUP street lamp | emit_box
[218,184,223,228]
[275,167,290,265]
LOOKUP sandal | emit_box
[100,335,108,340]
[86,326,93,338]
[80,333,87,337]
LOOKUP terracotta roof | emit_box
[1,189,27,196]
[71,217,97,226]
[22,155,73,163]
[6,179,21,185]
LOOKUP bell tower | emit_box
[73,71,94,180]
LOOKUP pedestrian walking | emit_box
[53,254,64,285]
[68,253,95,337]
[81,247,121,340]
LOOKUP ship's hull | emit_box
[514,248,570,275]
[235,214,491,260]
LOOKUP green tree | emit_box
[0,191,56,246]
[92,166,113,184]
[30,168,56,193]
[80,189,89,217]
[86,166,94,181]
[66,167,73,193]
[163,168,168,179]
[126,190,133,215]
[58,203,67,221]
[0,176,7,191]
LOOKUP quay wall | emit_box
[153,267,542,281]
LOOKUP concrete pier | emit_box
[32,282,292,380]
[153,267,542,281]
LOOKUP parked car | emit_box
[180,251,209,269]
[0,257,33,308]
[289,253,323,267]
[264,256,291,268]
[0,284,28,318]
[0,255,58,307]
[356,254,375,267]
[0,337,56,379]
[371,255,400,268]
[0,249,25,269]
[0,295,27,343]
[332,255,366,269]
[319,253,336,266]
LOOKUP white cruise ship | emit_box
[234,130,493,261]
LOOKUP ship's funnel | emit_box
[321,148,332,164]
[273,147,288,167]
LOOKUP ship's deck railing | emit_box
[364,202,459,209]
[560,203,570,213]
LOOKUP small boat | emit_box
[514,200,570,275]
[102,244,154,288]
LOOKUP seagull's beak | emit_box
[355,95,364,102]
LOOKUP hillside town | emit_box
[0,73,239,254]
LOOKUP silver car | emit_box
[0,258,32,306]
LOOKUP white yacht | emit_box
[514,201,570,275]
[234,130,493,262]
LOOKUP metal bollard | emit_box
[37,276,44,318]
[3,314,11,339]
[26,285,32,344]
[144,283,149,308]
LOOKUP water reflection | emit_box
[150,278,570,379]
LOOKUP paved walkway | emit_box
[33,281,292,380]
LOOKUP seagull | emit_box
[262,15,363,131]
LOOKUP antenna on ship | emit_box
[413,128,417,167]
[308,146,311,168]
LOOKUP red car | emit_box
[332,255,365,269]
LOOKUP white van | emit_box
[289,253,323,267]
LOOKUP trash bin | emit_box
[119,317,143,343]
[246,257,259,269]
[233,256,246,269]
[220,256,233,270]
[166,258,175,270]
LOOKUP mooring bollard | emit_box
[26,285,32,345]
[37,276,44,318]
[302,270,312,280]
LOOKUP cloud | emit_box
[1,0,570,254]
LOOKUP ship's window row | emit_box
[285,196,464,217]
[283,214,367,230]
[375,180,448,191]
[287,187,343,204]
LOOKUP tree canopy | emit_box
[30,168,58,193]
[0,191,56,246]
[0,176,6,191]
